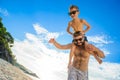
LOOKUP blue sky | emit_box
[0,0,120,64]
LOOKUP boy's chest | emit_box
[71,21,84,30]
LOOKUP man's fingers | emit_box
[49,38,55,43]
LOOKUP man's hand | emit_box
[67,63,71,69]
[49,38,55,44]
[98,59,102,64]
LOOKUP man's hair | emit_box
[73,31,83,37]
[69,5,79,10]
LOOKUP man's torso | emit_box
[72,46,90,71]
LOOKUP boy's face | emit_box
[69,8,79,19]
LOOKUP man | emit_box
[49,31,105,80]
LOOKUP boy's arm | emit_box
[67,22,73,35]
[49,38,72,50]
[82,19,91,33]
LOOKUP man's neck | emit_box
[75,43,85,48]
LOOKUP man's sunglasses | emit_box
[68,10,79,16]
[73,38,84,42]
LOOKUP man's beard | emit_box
[74,41,85,47]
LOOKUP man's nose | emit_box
[77,40,81,43]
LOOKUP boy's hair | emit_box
[73,31,83,37]
[70,5,79,10]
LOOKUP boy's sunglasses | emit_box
[68,10,79,16]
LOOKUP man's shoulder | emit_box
[84,42,94,51]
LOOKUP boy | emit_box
[67,5,90,35]
[67,5,102,65]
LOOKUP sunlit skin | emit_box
[68,35,102,68]
[49,36,105,72]
[68,35,104,70]
[67,7,91,35]
[67,7,102,64]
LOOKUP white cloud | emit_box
[87,35,113,44]
[89,57,120,80]
[87,35,113,55]
[26,33,39,42]
[33,23,61,41]
[11,24,120,80]
[0,8,9,16]
[33,24,48,34]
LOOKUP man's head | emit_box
[68,5,79,19]
[73,31,85,46]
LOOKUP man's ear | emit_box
[82,37,85,42]
[72,39,77,45]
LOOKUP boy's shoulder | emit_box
[69,20,73,23]
[68,20,72,25]
[80,18,84,22]
[80,19,87,23]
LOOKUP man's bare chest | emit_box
[74,48,89,58]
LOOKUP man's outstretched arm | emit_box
[85,42,105,58]
[49,38,72,50]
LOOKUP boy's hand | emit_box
[81,31,85,35]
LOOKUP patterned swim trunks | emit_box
[68,66,88,80]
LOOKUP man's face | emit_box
[73,35,84,46]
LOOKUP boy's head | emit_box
[69,5,79,18]
[73,31,83,37]
[69,5,79,10]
